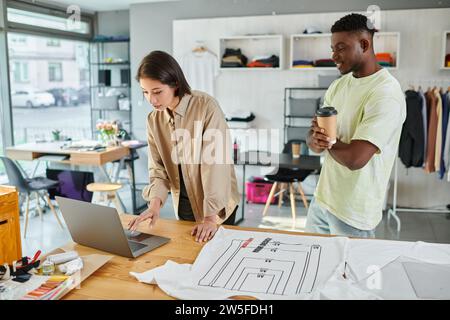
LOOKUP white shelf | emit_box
[442,31,450,69]
[289,32,400,70]
[373,32,400,69]
[219,34,283,71]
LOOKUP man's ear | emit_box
[360,38,371,53]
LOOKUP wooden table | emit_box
[6,142,129,166]
[5,141,148,214]
[60,216,328,300]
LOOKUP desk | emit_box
[5,142,146,214]
[235,151,322,224]
[6,142,129,166]
[59,216,328,300]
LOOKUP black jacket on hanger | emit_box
[399,90,425,168]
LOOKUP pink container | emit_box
[246,179,277,204]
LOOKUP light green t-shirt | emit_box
[314,68,406,230]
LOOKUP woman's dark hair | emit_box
[135,50,191,97]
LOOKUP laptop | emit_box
[55,196,170,258]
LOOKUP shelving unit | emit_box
[373,32,400,69]
[89,39,132,137]
[283,87,328,144]
[441,31,450,69]
[290,33,337,71]
[289,32,400,70]
[219,35,283,70]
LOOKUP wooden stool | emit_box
[262,167,312,229]
[86,183,125,214]
[262,182,308,228]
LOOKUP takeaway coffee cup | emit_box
[315,107,338,144]
[291,142,301,158]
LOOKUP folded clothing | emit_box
[293,59,314,67]
[314,59,336,67]
[221,48,248,68]
[247,55,279,68]
[378,61,393,67]
[376,52,394,66]
[226,112,255,122]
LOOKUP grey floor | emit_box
[19,189,450,258]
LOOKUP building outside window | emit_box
[13,62,29,82]
[48,62,63,82]
[8,33,91,147]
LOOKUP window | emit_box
[48,62,63,82]
[12,62,29,82]
[8,33,91,147]
[9,34,27,45]
[46,39,61,47]
[7,8,91,35]
[0,116,4,182]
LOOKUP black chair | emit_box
[262,140,314,226]
[0,156,64,238]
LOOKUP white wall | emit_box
[172,8,450,208]
[131,6,450,208]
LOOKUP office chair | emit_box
[0,156,64,238]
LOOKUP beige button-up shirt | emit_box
[142,91,240,224]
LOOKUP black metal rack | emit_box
[89,39,132,138]
[283,87,328,144]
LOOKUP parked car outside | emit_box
[11,90,55,108]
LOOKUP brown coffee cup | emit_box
[315,107,338,144]
[292,142,301,158]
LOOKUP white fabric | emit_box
[130,229,450,300]
[180,51,219,96]
[131,227,347,300]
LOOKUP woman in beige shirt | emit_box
[128,51,240,242]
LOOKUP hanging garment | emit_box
[434,89,443,172]
[181,50,219,97]
[439,91,449,179]
[399,90,424,167]
[425,90,438,173]
[418,90,428,165]
[442,93,450,181]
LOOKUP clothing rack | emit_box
[388,81,450,232]
[387,157,450,232]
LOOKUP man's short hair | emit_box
[331,13,377,36]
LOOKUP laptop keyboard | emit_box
[128,241,146,252]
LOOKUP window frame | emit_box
[5,0,94,41]
[0,0,95,150]
[48,61,63,82]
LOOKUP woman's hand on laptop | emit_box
[128,199,161,231]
